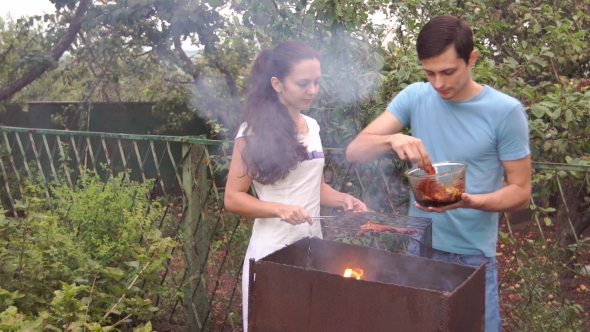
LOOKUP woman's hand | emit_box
[274,203,312,225]
[321,175,368,212]
[340,194,368,212]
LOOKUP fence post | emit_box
[182,143,210,331]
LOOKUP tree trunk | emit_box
[212,59,241,114]
[0,0,90,101]
[557,183,590,248]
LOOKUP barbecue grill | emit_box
[321,211,434,258]
[247,237,485,332]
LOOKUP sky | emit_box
[1,0,57,19]
[0,0,202,49]
[0,1,393,48]
[1,1,392,26]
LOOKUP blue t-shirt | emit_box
[387,82,530,257]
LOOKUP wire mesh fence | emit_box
[0,126,247,331]
[0,125,589,331]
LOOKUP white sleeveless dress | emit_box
[236,115,324,332]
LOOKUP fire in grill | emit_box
[248,237,485,332]
[342,267,363,279]
[321,211,433,258]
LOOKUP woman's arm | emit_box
[224,138,313,225]
[320,175,367,212]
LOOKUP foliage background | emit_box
[0,0,589,331]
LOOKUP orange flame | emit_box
[343,268,363,280]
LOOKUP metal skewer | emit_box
[279,215,336,224]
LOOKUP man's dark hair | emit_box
[416,15,474,64]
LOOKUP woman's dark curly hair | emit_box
[240,40,320,185]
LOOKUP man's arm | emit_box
[415,155,532,213]
[346,111,432,168]
[345,112,403,163]
[475,155,532,211]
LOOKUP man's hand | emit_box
[415,156,532,213]
[413,192,484,213]
[346,112,409,163]
[388,133,432,169]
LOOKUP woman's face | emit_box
[272,58,321,112]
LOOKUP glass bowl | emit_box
[405,161,467,207]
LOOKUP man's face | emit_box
[420,46,477,101]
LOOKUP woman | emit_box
[224,40,367,331]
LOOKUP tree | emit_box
[2,1,590,329]
[2,0,589,244]
[381,0,590,247]
[0,0,90,100]
[0,0,249,134]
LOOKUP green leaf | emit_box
[14,201,28,209]
[44,324,61,332]
[533,24,541,33]
[20,317,44,331]
[531,104,547,118]
[134,321,153,332]
[565,109,574,123]
[3,263,18,273]
[135,255,152,264]
[125,261,140,269]
[103,267,125,280]
[87,259,101,270]
[373,91,382,104]
[549,108,561,119]
[29,213,46,219]
[141,274,163,282]
[65,321,83,331]
[108,284,131,295]
[544,217,552,227]
[408,19,414,31]
[207,0,222,7]
[506,57,519,69]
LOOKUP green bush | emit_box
[0,171,176,331]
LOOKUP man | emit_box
[346,15,531,332]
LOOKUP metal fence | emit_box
[0,126,245,331]
[0,125,589,331]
